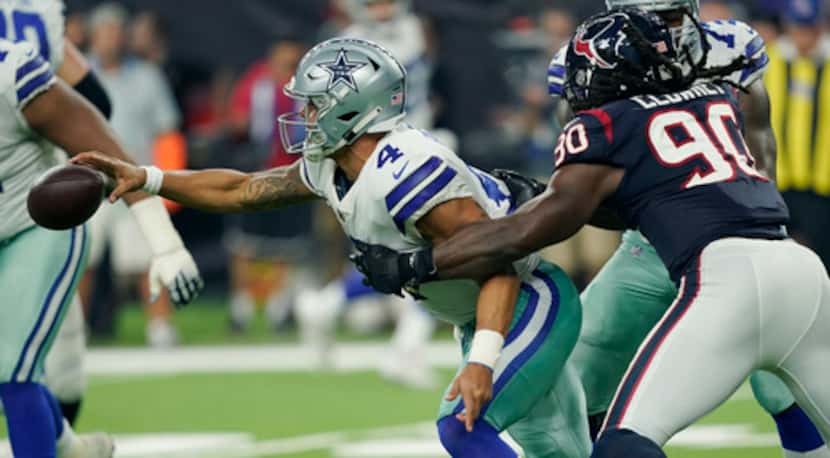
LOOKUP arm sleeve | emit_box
[72,70,111,119]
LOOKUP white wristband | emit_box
[129,197,184,256]
[141,166,164,195]
[467,329,504,370]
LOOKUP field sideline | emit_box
[0,340,785,457]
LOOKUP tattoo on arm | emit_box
[241,162,317,211]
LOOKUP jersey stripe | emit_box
[17,67,54,106]
[391,166,457,232]
[745,35,764,59]
[16,55,48,83]
[385,156,442,211]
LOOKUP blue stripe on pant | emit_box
[603,257,702,430]
[452,269,561,419]
[11,226,85,382]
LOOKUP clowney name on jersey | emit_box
[548,18,768,97]
[300,123,539,326]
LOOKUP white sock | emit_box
[785,446,830,458]
[56,419,80,454]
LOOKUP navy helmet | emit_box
[564,9,690,112]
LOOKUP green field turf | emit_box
[0,301,790,457]
[68,371,781,458]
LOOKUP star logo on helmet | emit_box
[318,49,367,92]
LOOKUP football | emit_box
[27,164,106,230]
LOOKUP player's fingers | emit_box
[455,412,466,424]
[110,181,133,202]
[464,396,480,432]
[174,272,189,306]
[445,378,460,401]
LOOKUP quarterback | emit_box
[73,37,592,458]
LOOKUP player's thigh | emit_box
[110,207,151,275]
[506,362,591,458]
[571,233,677,414]
[770,245,830,439]
[0,225,88,383]
[750,370,795,415]
[438,262,582,431]
[602,251,758,445]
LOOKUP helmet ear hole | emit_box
[338,111,360,122]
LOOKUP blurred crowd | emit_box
[62,0,830,346]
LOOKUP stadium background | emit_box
[3,0,825,456]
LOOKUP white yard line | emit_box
[85,342,461,376]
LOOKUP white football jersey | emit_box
[343,15,434,129]
[0,39,59,240]
[547,19,768,97]
[0,0,64,68]
[301,124,539,326]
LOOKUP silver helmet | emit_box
[278,37,407,162]
[605,0,703,73]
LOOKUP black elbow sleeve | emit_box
[73,71,112,119]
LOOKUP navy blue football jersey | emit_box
[554,82,790,281]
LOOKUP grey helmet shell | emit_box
[278,37,407,162]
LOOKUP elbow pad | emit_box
[73,71,112,119]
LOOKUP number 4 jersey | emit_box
[555,83,789,282]
[301,124,539,326]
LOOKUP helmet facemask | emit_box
[278,86,340,162]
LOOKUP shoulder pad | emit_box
[702,20,768,87]
[547,44,568,98]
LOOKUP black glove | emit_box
[350,241,436,296]
[490,169,547,209]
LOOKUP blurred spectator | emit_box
[342,0,436,130]
[129,9,215,133]
[765,0,830,269]
[65,11,88,49]
[85,3,186,347]
[700,0,742,21]
[224,39,321,333]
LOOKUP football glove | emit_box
[350,241,435,296]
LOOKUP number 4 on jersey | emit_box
[377,144,404,168]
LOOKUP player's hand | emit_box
[148,248,204,308]
[445,363,493,432]
[70,152,145,202]
[350,241,436,296]
[490,169,547,208]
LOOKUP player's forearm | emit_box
[434,192,586,280]
[159,162,316,213]
[475,275,519,336]
[466,274,519,370]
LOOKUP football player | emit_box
[351,9,830,457]
[72,37,592,458]
[290,0,439,388]
[0,14,203,458]
[547,2,829,456]
[0,0,111,428]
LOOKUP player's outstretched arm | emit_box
[741,80,777,180]
[71,152,317,213]
[433,163,623,280]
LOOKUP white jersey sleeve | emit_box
[701,19,768,87]
[1,0,65,68]
[2,39,56,109]
[372,131,474,238]
[547,44,568,98]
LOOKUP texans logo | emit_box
[573,16,621,70]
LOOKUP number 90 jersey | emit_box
[301,124,539,326]
[554,83,789,282]
[0,0,65,68]
[548,19,768,97]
